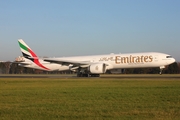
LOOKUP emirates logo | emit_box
[95,66,98,70]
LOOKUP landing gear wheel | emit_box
[77,73,89,77]
[90,74,100,77]
[159,69,163,75]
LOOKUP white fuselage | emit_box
[19,58,69,71]
[20,52,175,71]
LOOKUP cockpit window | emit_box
[166,56,172,58]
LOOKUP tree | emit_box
[164,62,179,74]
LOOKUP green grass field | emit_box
[0,77,180,120]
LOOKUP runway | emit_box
[0,74,180,79]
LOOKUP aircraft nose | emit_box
[169,58,176,64]
[172,58,176,63]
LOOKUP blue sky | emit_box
[0,0,180,61]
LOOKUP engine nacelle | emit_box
[89,63,106,74]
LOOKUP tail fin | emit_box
[18,39,38,58]
[18,39,50,70]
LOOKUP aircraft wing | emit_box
[44,58,91,66]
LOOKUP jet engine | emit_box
[89,63,106,74]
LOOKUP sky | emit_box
[0,0,180,61]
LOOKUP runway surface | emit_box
[0,74,180,79]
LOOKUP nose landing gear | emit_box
[159,66,165,75]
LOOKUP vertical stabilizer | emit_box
[18,39,38,58]
[18,39,49,70]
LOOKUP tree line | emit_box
[0,62,180,74]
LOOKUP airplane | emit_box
[17,39,175,77]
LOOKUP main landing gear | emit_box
[77,73,100,77]
[76,67,100,77]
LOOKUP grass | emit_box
[0,77,180,120]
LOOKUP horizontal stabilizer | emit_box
[12,61,31,65]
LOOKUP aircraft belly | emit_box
[45,64,69,71]
[113,62,160,69]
